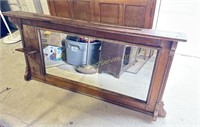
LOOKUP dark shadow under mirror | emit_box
[39,29,158,101]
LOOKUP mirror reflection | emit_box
[39,29,157,101]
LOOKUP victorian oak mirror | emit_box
[3,11,186,120]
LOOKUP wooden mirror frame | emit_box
[3,11,186,120]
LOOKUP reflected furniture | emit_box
[3,11,186,120]
[98,43,138,78]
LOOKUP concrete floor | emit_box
[0,40,199,127]
[0,0,200,126]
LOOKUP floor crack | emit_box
[0,88,11,95]
[0,112,29,126]
[0,83,29,104]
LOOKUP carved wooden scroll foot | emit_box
[15,48,39,81]
[24,66,31,81]
[153,101,166,121]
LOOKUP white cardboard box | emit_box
[43,45,65,61]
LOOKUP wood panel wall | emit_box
[47,0,156,28]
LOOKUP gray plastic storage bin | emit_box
[65,39,101,66]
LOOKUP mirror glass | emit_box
[39,29,158,101]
